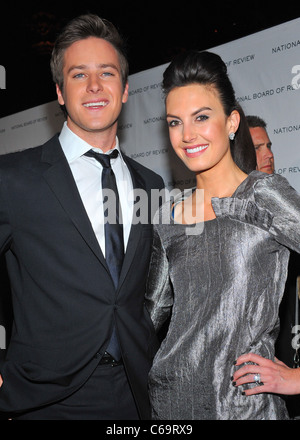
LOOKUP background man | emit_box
[246,115,274,174]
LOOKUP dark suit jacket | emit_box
[0,134,164,419]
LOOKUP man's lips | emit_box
[82,100,109,109]
[184,144,208,156]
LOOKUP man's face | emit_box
[56,37,128,145]
[249,126,274,174]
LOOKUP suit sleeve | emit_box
[254,174,300,253]
[145,223,173,332]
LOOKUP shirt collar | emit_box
[59,121,122,163]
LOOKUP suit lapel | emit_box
[41,135,107,268]
[40,137,148,289]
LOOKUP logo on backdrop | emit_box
[0,65,6,89]
[272,39,300,54]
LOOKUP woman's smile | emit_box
[185,144,209,157]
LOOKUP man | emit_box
[246,115,274,174]
[0,14,164,419]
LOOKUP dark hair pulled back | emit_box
[162,51,256,174]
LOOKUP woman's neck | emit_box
[195,161,248,202]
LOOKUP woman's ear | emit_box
[228,110,240,135]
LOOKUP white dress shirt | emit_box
[59,122,133,256]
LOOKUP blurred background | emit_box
[0,1,298,118]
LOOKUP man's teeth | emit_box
[186,145,208,154]
[83,102,107,107]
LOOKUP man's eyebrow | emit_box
[254,142,273,148]
[67,63,119,75]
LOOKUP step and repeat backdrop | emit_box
[0,18,299,191]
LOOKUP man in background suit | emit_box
[0,14,164,419]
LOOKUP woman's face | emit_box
[166,84,239,173]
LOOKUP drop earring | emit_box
[229,132,235,141]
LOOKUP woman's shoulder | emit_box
[212,171,298,230]
[233,170,294,199]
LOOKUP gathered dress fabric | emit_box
[145,171,300,420]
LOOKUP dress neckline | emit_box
[170,171,260,226]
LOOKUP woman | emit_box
[145,50,300,420]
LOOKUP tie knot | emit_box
[84,149,119,168]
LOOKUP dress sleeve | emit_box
[145,224,173,332]
[254,174,300,253]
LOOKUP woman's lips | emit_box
[185,144,208,157]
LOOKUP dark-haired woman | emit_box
[145,50,300,420]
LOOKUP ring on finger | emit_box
[253,373,263,386]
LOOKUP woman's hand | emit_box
[0,375,2,387]
[232,352,300,396]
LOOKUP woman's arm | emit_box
[145,225,173,332]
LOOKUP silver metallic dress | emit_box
[146,171,300,420]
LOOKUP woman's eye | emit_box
[196,114,209,122]
[168,120,180,127]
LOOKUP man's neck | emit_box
[66,120,117,152]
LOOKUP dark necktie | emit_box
[85,149,124,360]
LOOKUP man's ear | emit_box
[56,84,65,106]
[122,82,129,104]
